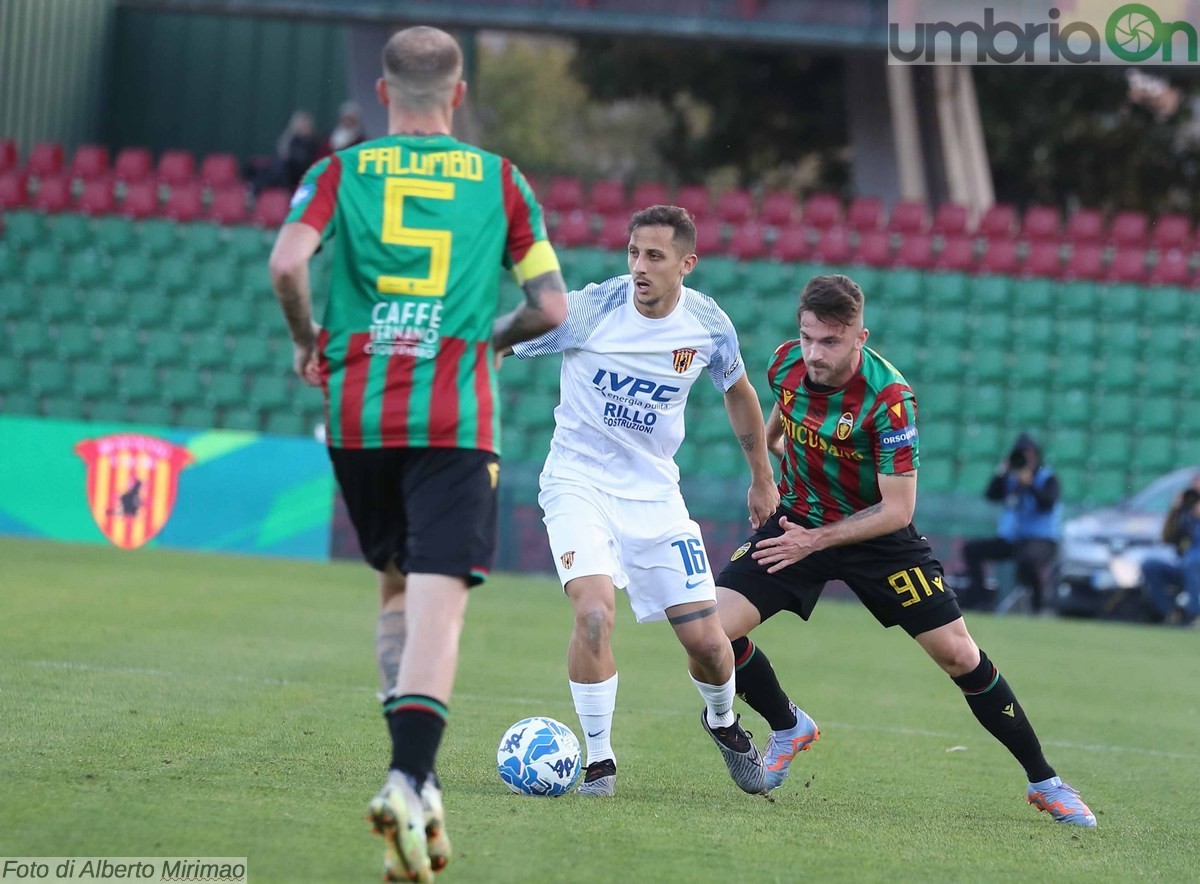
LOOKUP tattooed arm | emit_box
[722,373,779,528]
[492,269,568,352]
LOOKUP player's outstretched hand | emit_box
[747,477,779,529]
[751,515,818,572]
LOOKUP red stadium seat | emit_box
[78,179,116,215]
[769,226,812,262]
[120,180,158,219]
[977,238,1019,276]
[0,139,17,174]
[1148,249,1192,286]
[157,149,196,187]
[726,221,768,260]
[553,211,594,248]
[887,199,928,235]
[715,188,753,224]
[932,202,969,236]
[813,225,852,264]
[674,185,710,219]
[1064,208,1104,244]
[163,181,203,221]
[1062,242,1105,280]
[199,152,241,190]
[893,232,934,269]
[977,203,1017,240]
[1106,247,1148,283]
[694,218,723,254]
[70,144,110,182]
[208,185,249,225]
[1152,213,1191,252]
[1109,210,1148,248]
[1023,240,1064,278]
[1021,204,1060,242]
[759,191,797,227]
[252,188,291,227]
[846,196,882,232]
[31,175,72,212]
[936,235,977,272]
[0,172,28,209]
[26,141,64,177]
[114,147,154,183]
[597,213,630,250]
[802,192,842,230]
[544,176,585,213]
[855,230,893,267]
[630,181,670,210]
[588,179,627,216]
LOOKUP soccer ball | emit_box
[496,717,582,796]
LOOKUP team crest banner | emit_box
[74,434,194,550]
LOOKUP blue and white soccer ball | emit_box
[496,716,582,796]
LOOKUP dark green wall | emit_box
[104,8,349,158]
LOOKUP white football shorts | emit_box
[538,480,716,623]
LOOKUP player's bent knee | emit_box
[574,606,613,648]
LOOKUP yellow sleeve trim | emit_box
[512,240,561,284]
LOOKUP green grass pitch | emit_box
[2,537,1198,882]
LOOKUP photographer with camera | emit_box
[1140,474,1200,627]
[959,433,1062,614]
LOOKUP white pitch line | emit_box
[17,659,1200,762]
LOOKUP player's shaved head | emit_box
[382,26,463,109]
[798,274,863,328]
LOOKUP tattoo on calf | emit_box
[375,609,407,694]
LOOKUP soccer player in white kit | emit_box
[507,205,779,796]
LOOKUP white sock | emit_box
[691,671,736,729]
[569,673,618,766]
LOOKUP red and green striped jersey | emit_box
[286,134,560,452]
[768,342,919,524]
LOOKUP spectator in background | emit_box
[323,101,367,155]
[1140,474,1200,627]
[252,110,321,194]
[960,433,1061,614]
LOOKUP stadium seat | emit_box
[78,179,115,215]
[1062,243,1105,280]
[226,226,269,264]
[252,188,290,227]
[156,255,193,293]
[70,362,113,401]
[65,250,102,287]
[715,188,753,224]
[178,404,215,430]
[53,325,93,361]
[887,199,928,235]
[157,149,196,187]
[759,191,797,227]
[222,406,262,432]
[977,238,1019,276]
[1023,241,1063,278]
[1149,251,1193,286]
[173,297,211,332]
[0,171,28,209]
[113,255,153,290]
[726,221,769,260]
[892,232,934,269]
[543,176,584,213]
[1144,284,1185,323]
[209,186,249,225]
[0,139,17,174]
[554,211,594,248]
[1064,208,1105,244]
[1021,205,1060,242]
[70,144,110,182]
[1097,283,1142,323]
[1007,384,1050,425]
[1151,213,1191,252]
[931,202,969,237]
[265,410,312,436]
[846,196,883,232]
[855,230,893,268]
[31,175,72,212]
[935,235,976,272]
[588,179,626,217]
[120,180,158,219]
[977,203,1017,240]
[1109,210,1148,247]
[595,214,629,250]
[923,271,969,307]
[85,288,124,325]
[1105,247,1148,283]
[183,222,223,259]
[801,192,841,230]
[26,141,64,177]
[28,358,70,398]
[630,181,670,209]
[674,185,710,219]
[21,247,58,285]
[116,364,159,403]
[47,213,90,250]
[769,226,812,263]
[163,182,203,222]
[813,226,852,264]
[199,152,241,190]
[694,218,723,253]
[114,147,154,183]
[161,367,203,404]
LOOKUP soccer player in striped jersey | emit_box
[715,274,1096,826]
[268,26,567,882]
[506,205,780,798]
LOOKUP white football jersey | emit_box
[512,275,745,499]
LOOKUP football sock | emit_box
[570,673,618,765]
[383,694,447,781]
[952,649,1056,783]
[731,637,798,731]
[691,671,736,729]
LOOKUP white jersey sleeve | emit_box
[682,294,745,393]
[511,276,632,358]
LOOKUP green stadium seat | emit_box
[128,402,174,426]
[1013,277,1054,313]
[960,386,1005,424]
[1088,430,1132,468]
[878,268,923,305]
[1132,434,1175,473]
[157,255,193,293]
[1055,280,1099,317]
[46,213,90,249]
[1144,285,1184,324]
[127,291,169,329]
[925,271,969,308]
[183,222,223,259]
[1007,350,1053,387]
[222,405,262,431]
[159,366,202,405]
[37,284,77,323]
[21,248,59,285]
[264,410,311,436]
[214,295,258,335]
[1136,398,1176,434]
[1053,464,1084,503]
[1095,353,1138,391]
[1008,386,1050,428]
[968,274,1012,311]
[1020,314,1055,349]
[116,365,159,403]
[172,296,211,332]
[0,243,17,278]
[227,341,278,373]
[916,456,954,494]
[202,255,242,293]
[85,288,124,326]
[53,325,94,361]
[956,458,995,495]
[177,404,214,430]
[226,226,269,264]
[28,358,69,397]
[959,421,1003,461]
[1048,428,1088,466]
[1048,388,1091,428]
[694,257,742,294]
[42,397,83,420]
[3,211,45,248]
[10,319,47,359]
[185,330,229,369]
[962,348,1007,385]
[1097,283,1142,323]
[0,281,33,321]
[1175,436,1200,464]
[205,370,245,408]
[914,384,959,422]
[71,362,113,400]
[1054,353,1097,390]
[2,390,39,417]
[92,216,135,254]
[1089,392,1135,429]
[140,329,183,367]
[917,418,958,463]
[96,327,139,364]
[1058,314,1100,352]
[113,254,152,290]
[1079,470,1133,505]
[0,355,20,392]
[87,400,128,423]
[137,219,179,257]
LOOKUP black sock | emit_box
[731,637,797,731]
[952,650,1055,783]
[383,694,447,781]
